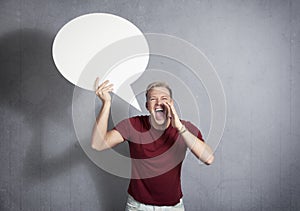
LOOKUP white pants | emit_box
[125,194,185,211]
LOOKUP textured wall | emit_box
[1,0,299,210]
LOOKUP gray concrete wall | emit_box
[1,0,299,210]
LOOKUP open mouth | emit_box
[155,108,164,112]
[154,107,166,121]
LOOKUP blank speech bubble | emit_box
[52,13,149,110]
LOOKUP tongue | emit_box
[155,111,165,121]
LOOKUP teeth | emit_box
[155,108,163,112]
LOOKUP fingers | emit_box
[165,102,175,113]
[166,101,180,119]
[164,102,174,118]
[96,85,113,94]
[95,78,114,98]
[94,77,109,91]
[96,87,113,96]
[96,79,110,90]
[95,78,113,91]
[101,83,114,91]
[166,100,175,107]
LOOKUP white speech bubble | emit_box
[52,13,149,110]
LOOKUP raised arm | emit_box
[166,102,214,165]
[91,78,124,151]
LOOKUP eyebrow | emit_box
[149,95,169,98]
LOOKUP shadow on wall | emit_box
[0,29,129,210]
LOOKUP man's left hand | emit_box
[165,102,183,131]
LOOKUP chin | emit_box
[152,116,167,126]
[156,120,166,125]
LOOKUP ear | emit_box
[170,98,174,106]
[145,101,149,110]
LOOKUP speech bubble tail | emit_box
[117,86,142,112]
[130,97,142,112]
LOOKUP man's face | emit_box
[146,87,173,126]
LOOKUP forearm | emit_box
[179,126,214,165]
[91,101,111,150]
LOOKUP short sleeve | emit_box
[183,121,204,142]
[113,118,131,141]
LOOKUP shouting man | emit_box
[91,79,214,211]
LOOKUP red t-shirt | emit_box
[114,115,203,206]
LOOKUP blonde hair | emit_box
[145,81,172,99]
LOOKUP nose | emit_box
[156,100,166,109]
[156,99,162,105]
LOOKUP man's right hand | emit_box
[95,78,114,103]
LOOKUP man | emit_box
[91,78,214,211]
